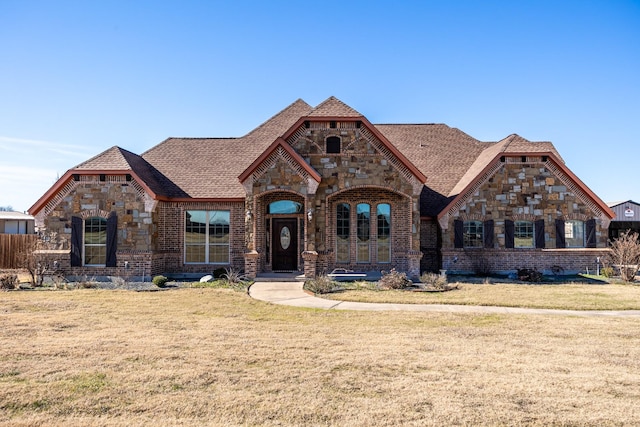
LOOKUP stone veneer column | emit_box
[302,251,319,278]
[407,250,423,280]
[244,250,259,279]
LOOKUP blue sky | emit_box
[1,0,639,213]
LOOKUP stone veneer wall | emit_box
[245,123,423,278]
[42,175,156,278]
[441,158,609,274]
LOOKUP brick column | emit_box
[407,250,423,281]
[302,250,319,278]
[244,250,260,279]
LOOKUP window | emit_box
[463,221,484,248]
[514,221,534,248]
[267,200,303,214]
[84,217,107,265]
[326,136,340,154]
[185,210,230,264]
[356,203,370,263]
[565,220,585,248]
[377,204,391,263]
[336,203,350,263]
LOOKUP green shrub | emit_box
[152,275,169,288]
[601,267,614,278]
[304,275,340,294]
[0,274,18,290]
[378,268,413,290]
[213,268,227,279]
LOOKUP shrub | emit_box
[0,274,19,290]
[152,275,169,288]
[378,268,413,290]
[222,268,250,291]
[213,268,227,279]
[304,275,339,294]
[517,268,543,283]
[601,267,615,278]
[420,272,448,290]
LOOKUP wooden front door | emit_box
[272,218,298,271]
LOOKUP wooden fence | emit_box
[0,234,38,269]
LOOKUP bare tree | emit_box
[17,231,61,286]
[0,205,14,212]
[607,231,640,282]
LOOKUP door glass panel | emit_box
[280,226,291,250]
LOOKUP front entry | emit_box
[272,218,298,271]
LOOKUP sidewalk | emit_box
[248,281,640,317]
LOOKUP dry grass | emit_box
[323,282,640,311]
[1,288,640,426]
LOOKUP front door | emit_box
[272,218,298,271]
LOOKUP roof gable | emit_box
[307,96,363,118]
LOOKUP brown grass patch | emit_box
[1,288,640,425]
[324,283,640,310]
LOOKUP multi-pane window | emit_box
[565,220,585,248]
[185,210,230,264]
[377,204,391,263]
[356,203,370,263]
[514,220,534,248]
[84,217,107,265]
[336,203,350,263]
[463,221,483,248]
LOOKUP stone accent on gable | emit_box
[441,157,609,250]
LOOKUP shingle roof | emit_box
[48,97,571,216]
[141,98,313,199]
[307,96,363,117]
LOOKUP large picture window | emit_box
[84,217,107,265]
[185,210,230,264]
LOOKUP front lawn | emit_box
[318,279,640,311]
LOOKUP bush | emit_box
[222,268,250,291]
[601,267,614,278]
[304,275,340,294]
[607,231,640,282]
[0,274,19,290]
[213,268,227,279]
[378,268,413,290]
[517,268,543,283]
[152,275,169,288]
[420,272,448,290]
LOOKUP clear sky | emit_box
[1,0,639,213]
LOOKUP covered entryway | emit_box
[272,218,298,271]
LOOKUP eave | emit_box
[437,152,615,221]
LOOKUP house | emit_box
[607,200,640,240]
[0,211,35,234]
[28,97,614,280]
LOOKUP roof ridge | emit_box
[243,98,312,138]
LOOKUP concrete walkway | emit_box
[248,281,640,317]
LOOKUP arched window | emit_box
[84,217,107,265]
[377,204,391,263]
[336,203,350,263]
[356,203,370,263]
[565,220,585,248]
[326,136,341,154]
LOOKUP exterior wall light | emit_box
[307,209,313,222]
[246,209,253,221]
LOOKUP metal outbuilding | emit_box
[607,200,640,240]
